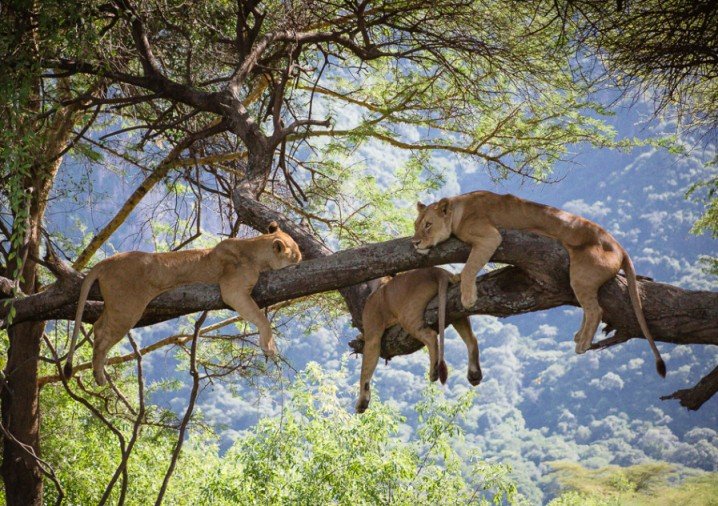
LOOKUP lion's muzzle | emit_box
[412,238,431,255]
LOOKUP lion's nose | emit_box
[411,239,421,248]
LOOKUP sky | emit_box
[48,93,718,503]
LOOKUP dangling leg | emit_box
[92,312,138,386]
[355,325,383,413]
[219,266,275,357]
[460,228,502,309]
[569,247,618,354]
[452,316,482,386]
[574,312,587,344]
[409,326,441,382]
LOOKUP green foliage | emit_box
[546,461,718,506]
[34,362,522,505]
[687,173,718,239]
[191,364,521,505]
[686,172,718,275]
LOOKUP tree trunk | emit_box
[1,72,80,503]
[2,218,44,505]
[2,322,44,505]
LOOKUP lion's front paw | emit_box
[261,340,278,359]
[461,290,478,309]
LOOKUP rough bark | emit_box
[2,320,44,506]
[660,365,718,411]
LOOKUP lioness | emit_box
[412,191,666,377]
[65,222,302,385]
[355,267,483,413]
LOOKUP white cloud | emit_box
[563,198,611,219]
[589,371,625,391]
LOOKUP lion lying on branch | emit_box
[65,222,301,385]
[412,191,666,377]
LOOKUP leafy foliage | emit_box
[34,362,522,505]
[546,460,718,506]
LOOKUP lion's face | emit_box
[265,221,302,269]
[412,199,453,254]
[270,232,302,269]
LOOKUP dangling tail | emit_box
[621,250,666,377]
[437,272,449,384]
[64,265,101,379]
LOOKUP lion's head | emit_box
[266,221,302,269]
[412,198,453,254]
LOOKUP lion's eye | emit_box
[425,222,432,229]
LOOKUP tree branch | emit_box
[72,119,227,270]
[660,365,718,411]
[4,231,717,408]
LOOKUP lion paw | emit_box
[355,397,370,414]
[429,365,440,383]
[260,340,278,359]
[93,368,107,386]
[467,369,483,386]
[461,291,477,309]
[575,342,590,354]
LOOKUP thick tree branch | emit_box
[5,233,714,340]
[4,232,717,408]
[232,188,371,326]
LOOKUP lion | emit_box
[355,267,483,413]
[412,191,666,377]
[65,221,302,385]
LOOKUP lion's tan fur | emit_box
[355,267,482,413]
[412,191,665,377]
[66,222,301,385]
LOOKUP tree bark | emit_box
[3,211,46,506]
[231,188,371,327]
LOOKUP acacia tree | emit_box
[1,1,717,504]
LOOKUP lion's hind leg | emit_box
[401,312,442,383]
[92,310,141,386]
[452,317,482,386]
[569,246,621,354]
[356,323,383,413]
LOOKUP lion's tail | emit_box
[64,265,101,379]
[621,249,666,377]
[437,271,449,384]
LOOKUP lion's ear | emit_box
[273,239,285,254]
[437,198,452,216]
[267,221,279,233]
[416,201,427,212]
